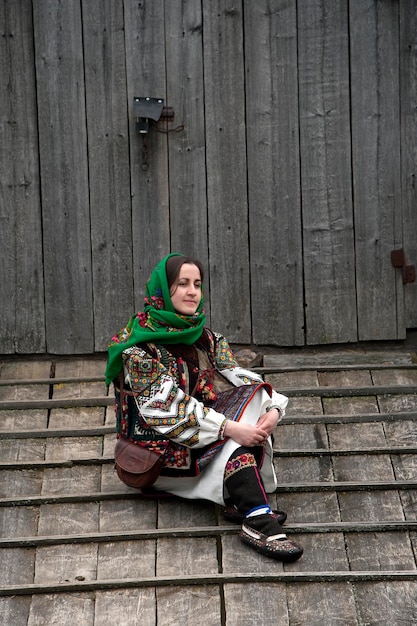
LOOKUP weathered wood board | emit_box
[264,350,417,368]
[287,582,359,625]
[353,582,417,624]
[27,594,95,626]
[94,589,156,625]
[48,407,106,430]
[338,491,405,522]
[0,548,35,585]
[275,423,329,450]
[37,502,100,536]
[350,0,404,340]
[156,586,222,626]
[267,371,319,390]
[34,543,98,584]
[346,531,416,571]
[0,409,48,431]
[0,506,39,538]
[0,469,43,498]
[40,466,101,496]
[33,0,94,353]
[0,597,31,626]
[224,582,289,625]
[270,491,342,524]
[327,422,386,449]
[274,454,334,483]
[298,0,357,345]
[45,436,103,461]
[82,0,134,348]
[202,0,251,342]
[99,497,158,532]
[244,0,304,347]
[0,0,45,354]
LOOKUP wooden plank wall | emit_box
[0,0,416,356]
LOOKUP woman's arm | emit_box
[122,345,228,448]
[212,331,289,418]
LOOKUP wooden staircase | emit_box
[1,348,417,625]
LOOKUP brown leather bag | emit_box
[114,438,164,489]
[114,371,164,489]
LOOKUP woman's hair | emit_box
[166,255,204,290]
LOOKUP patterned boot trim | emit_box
[224,451,257,481]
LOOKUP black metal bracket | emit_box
[133,97,174,134]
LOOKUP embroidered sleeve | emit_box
[218,366,263,386]
[209,331,262,383]
[212,332,263,384]
[212,332,240,370]
[122,346,226,448]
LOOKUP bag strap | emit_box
[119,371,125,408]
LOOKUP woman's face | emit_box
[170,263,202,315]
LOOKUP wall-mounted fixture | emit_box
[391,248,416,284]
[133,97,174,134]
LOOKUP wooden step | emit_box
[3,570,417,598]
[1,353,416,624]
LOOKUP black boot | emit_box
[224,447,303,563]
[224,447,286,518]
[223,447,271,515]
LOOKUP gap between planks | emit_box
[2,571,417,597]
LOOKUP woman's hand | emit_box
[223,420,269,447]
[256,408,280,436]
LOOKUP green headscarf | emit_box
[105,253,206,385]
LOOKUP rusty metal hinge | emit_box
[391,249,416,284]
